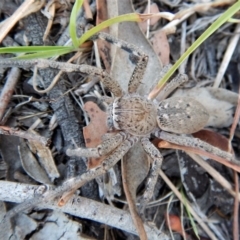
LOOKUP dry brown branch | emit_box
[43,1,56,42]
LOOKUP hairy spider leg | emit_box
[63,135,139,202]
[155,130,239,165]
[156,73,188,101]
[67,132,128,158]
[92,32,149,94]
[140,138,163,211]
[0,58,123,97]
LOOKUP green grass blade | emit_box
[12,48,76,60]
[78,13,142,46]
[181,188,200,239]
[0,46,75,54]
[69,0,84,47]
[158,0,240,87]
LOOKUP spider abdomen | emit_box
[157,97,209,134]
[112,95,157,136]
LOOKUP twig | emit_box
[158,140,240,200]
[0,0,45,43]
[42,2,56,42]
[158,169,218,240]
[0,181,170,240]
[186,151,239,200]
[0,126,50,146]
[32,51,83,93]
[0,67,21,122]
[233,171,239,240]
[213,23,240,88]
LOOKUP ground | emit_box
[0,0,239,240]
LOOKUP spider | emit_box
[65,32,236,208]
[0,32,237,240]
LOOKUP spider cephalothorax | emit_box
[110,94,157,136]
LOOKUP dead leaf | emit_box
[123,142,150,202]
[138,4,170,65]
[165,213,188,237]
[122,147,148,240]
[18,139,52,184]
[82,101,108,169]
[138,3,161,32]
[27,129,59,181]
[150,30,170,65]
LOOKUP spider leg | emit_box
[0,59,123,97]
[67,132,128,158]
[148,64,188,100]
[0,136,139,227]
[64,136,139,196]
[155,130,239,165]
[140,138,163,210]
[91,32,149,94]
[156,73,188,101]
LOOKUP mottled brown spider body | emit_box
[108,94,209,137]
[157,96,209,134]
[110,94,157,136]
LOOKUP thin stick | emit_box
[0,0,45,43]
[0,126,50,146]
[159,140,240,200]
[0,181,169,240]
[159,169,218,240]
[0,67,21,121]
[213,23,240,88]
[233,171,239,240]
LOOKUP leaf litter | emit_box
[0,0,240,239]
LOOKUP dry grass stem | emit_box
[159,169,218,240]
[214,23,240,88]
[0,67,21,122]
[0,0,45,43]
